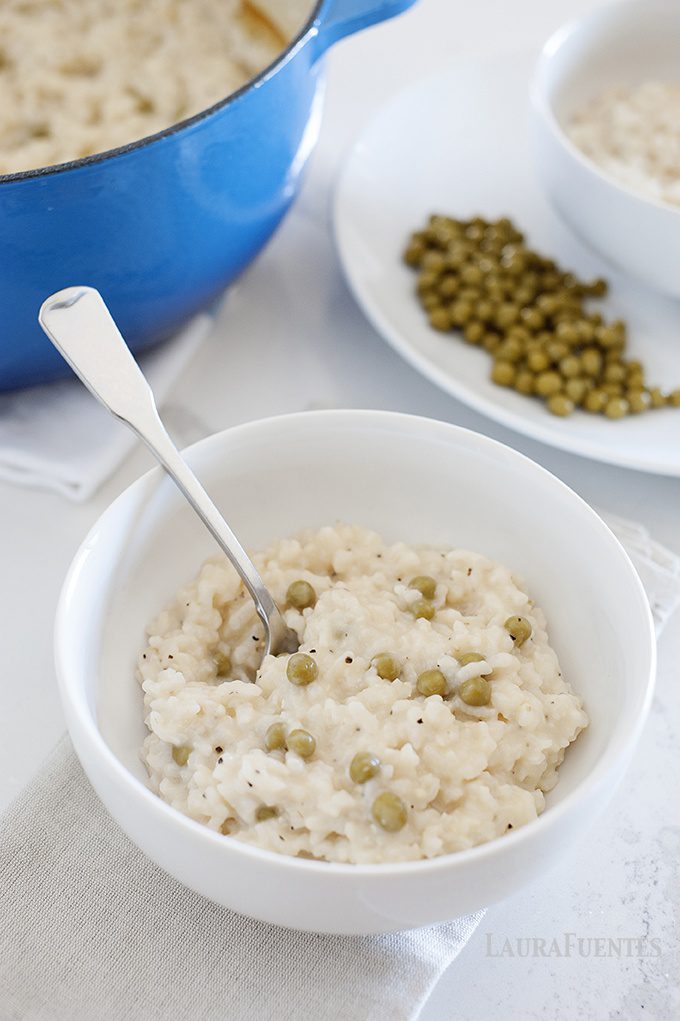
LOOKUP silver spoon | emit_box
[39,286,299,660]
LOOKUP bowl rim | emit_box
[530,0,680,220]
[0,0,325,186]
[55,409,657,878]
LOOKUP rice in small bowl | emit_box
[55,411,655,934]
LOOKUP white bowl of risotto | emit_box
[55,410,655,934]
[531,0,680,299]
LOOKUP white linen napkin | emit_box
[0,314,213,502]
[0,521,677,1021]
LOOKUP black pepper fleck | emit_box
[417,718,423,724]
[215,746,223,754]
[345,656,353,664]
[217,757,223,764]
[467,567,472,576]
[168,654,173,659]
[247,781,253,788]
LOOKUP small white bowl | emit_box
[55,410,655,934]
[531,0,680,299]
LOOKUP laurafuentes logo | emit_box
[485,932,663,959]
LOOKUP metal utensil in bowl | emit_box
[39,285,298,660]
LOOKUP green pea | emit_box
[520,307,544,332]
[559,355,581,378]
[411,600,435,621]
[458,676,491,706]
[534,371,562,397]
[495,303,520,330]
[504,615,532,646]
[264,722,287,752]
[410,575,437,599]
[527,349,550,373]
[416,668,447,697]
[417,271,439,294]
[547,393,574,417]
[604,363,627,384]
[429,307,451,331]
[349,752,381,784]
[580,349,602,377]
[172,745,190,767]
[588,277,608,297]
[597,325,622,349]
[474,298,493,321]
[605,396,629,419]
[514,370,535,395]
[564,378,589,405]
[496,337,524,363]
[287,729,316,759]
[627,389,651,414]
[255,805,279,822]
[421,251,446,274]
[372,792,408,832]
[546,340,569,363]
[555,321,579,345]
[403,242,425,267]
[373,653,401,681]
[482,332,501,353]
[421,292,441,311]
[215,651,232,677]
[286,580,317,610]
[464,321,484,345]
[450,300,474,326]
[461,264,483,286]
[491,360,516,387]
[286,653,318,686]
[458,652,485,669]
[583,388,607,413]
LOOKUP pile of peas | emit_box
[404,214,680,418]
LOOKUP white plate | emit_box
[333,53,680,476]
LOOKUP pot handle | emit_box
[312,0,417,57]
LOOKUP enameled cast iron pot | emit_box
[0,0,416,390]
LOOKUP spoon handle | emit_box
[39,286,292,656]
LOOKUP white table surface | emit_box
[1,1,679,1017]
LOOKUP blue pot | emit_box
[0,0,416,390]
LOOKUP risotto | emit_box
[0,0,311,175]
[568,81,680,208]
[139,524,588,864]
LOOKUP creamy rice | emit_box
[140,524,587,864]
[568,81,680,208]
[0,0,311,175]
